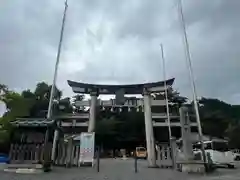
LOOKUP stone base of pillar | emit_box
[122,155,127,160]
[177,161,216,173]
[178,162,205,173]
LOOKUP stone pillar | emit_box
[170,137,177,169]
[88,92,98,132]
[179,106,194,160]
[51,129,59,162]
[66,137,73,168]
[43,127,50,167]
[143,90,157,167]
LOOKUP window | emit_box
[204,142,212,150]
[212,142,229,152]
[137,147,146,152]
[193,142,212,150]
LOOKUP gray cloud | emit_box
[0,0,239,104]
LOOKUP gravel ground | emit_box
[0,159,240,180]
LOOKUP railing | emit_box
[56,114,90,119]
[61,121,88,127]
[9,143,51,163]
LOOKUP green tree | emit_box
[57,97,73,115]
[72,94,85,112]
[34,82,62,101]
[0,90,33,144]
[226,120,240,148]
[30,82,62,117]
[0,82,65,146]
[21,89,36,99]
[3,91,32,118]
[199,98,239,141]
[95,117,122,148]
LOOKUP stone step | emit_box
[4,168,43,174]
[4,163,43,169]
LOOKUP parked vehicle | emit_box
[136,147,147,159]
[0,153,10,164]
[193,139,235,168]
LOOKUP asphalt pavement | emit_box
[0,159,240,180]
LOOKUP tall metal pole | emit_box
[176,0,207,166]
[160,44,172,139]
[44,0,68,167]
[160,44,175,168]
[47,0,68,120]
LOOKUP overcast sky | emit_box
[0,0,239,104]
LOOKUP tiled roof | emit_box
[11,118,54,127]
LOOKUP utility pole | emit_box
[176,0,207,168]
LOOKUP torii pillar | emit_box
[88,91,98,132]
[143,89,157,167]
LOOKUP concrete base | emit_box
[1,163,45,174]
[78,162,93,167]
[0,163,7,171]
[121,155,128,160]
[176,160,218,174]
[4,168,43,174]
[181,163,205,174]
[5,164,43,169]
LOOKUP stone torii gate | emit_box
[52,78,175,167]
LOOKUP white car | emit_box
[193,140,235,168]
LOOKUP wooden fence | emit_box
[9,143,52,164]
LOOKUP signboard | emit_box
[79,132,95,166]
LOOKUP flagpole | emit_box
[47,0,68,120]
[176,0,207,167]
[160,44,172,139]
[44,0,68,167]
[160,44,175,168]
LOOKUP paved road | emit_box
[189,166,240,180]
[0,159,240,180]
